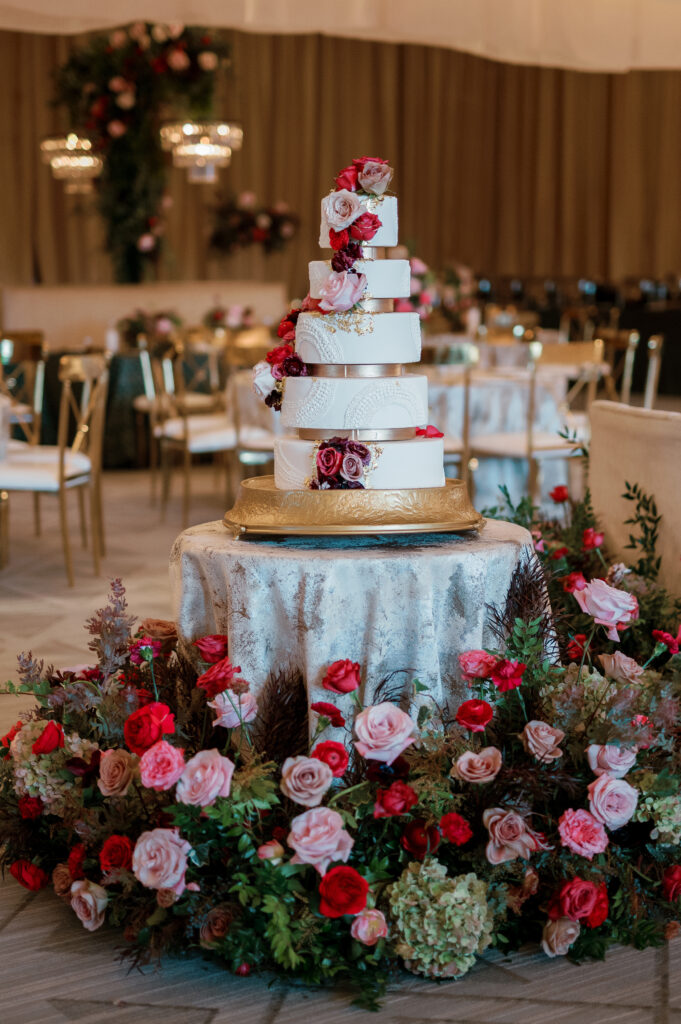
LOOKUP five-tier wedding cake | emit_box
[252,156,446,493]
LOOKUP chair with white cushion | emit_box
[0,353,108,586]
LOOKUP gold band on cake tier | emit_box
[224,476,485,537]
[358,298,394,312]
[298,427,416,441]
[307,363,404,378]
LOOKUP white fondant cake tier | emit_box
[309,259,409,301]
[319,194,398,249]
[281,374,428,430]
[274,436,445,490]
[295,311,421,365]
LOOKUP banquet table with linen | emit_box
[170,518,533,729]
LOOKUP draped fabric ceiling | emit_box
[2,0,681,72]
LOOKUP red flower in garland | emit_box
[309,702,345,728]
[18,796,43,820]
[67,844,87,881]
[373,780,418,819]
[455,699,493,732]
[652,626,681,655]
[439,812,473,846]
[318,865,369,918]
[549,485,569,503]
[582,527,605,551]
[9,860,49,891]
[123,702,175,755]
[32,721,64,755]
[193,634,230,664]
[401,819,440,860]
[196,657,241,699]
[551,546,569,561]
[566,634,588,661]
[99,835,133,874]
[311,740,349,778]
[562,572,587,593]
[489,659,527,692]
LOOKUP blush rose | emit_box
[350,908,388,946]
[354,703,416,765]
[98,748,136,797]
[176,749,235,807]
[598,651,644,685]
[208,690,258,729]
[132,827,192,895]
[318,270,367,313]
[70,879,108,931]
[586,743,637,779]
[280,755,333,807]
[521,721,565,762]
[287,807,354,875]
[587,773,638,829]
[452,747,502,783]
[574,579,639,642]
[357,160,393,194]
[542,917,581,957]
[558,808,609,859]
[322,189,363,230]
[483,808,550,864]
[139,740,185,791]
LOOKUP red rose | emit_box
[318,865,369,918]
[566,634,587,661]
[490,659,526,692]
[99,834,133,873]
[193,634,230,664]
[67,844,86,880]
[196,657,241,699]
[276,319,297,342]
[252,228,268,242]
[136,687,155,707]
[334,164,359,191]
[415,425,444,438]
[455,699,493,733]
[32,721,64,755]
[586,882,609,928]
[265,344,294,367]
[582,527,604,551]
[373,780,418,819]
[316,446,343,478]
[550,485,569,502]
[562,572,587,593]
[349,212,382,242]
[329,228,350,251]
[551,546,569,561]
[550,877,601,923]
[401,819,440,860]
[9,860,49,891]
[311,740,349,778]
[663,865,681,902]
[439,812,473,845]
[310,702,345,728]
[18,796,43,819]
[352,155,389,169]
[123,701,175,755]
[1,720,22,750]
[322,659,361,694]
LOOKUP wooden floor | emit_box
[0,466,679,1023]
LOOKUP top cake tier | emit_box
[319,194,398,250]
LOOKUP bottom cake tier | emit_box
[274,435,445,490]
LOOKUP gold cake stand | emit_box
[224,476,485,537]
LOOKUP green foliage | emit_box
[623,482,662,579]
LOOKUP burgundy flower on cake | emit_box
[340,453,364,482]
[322,659,361,694]
[331,241,362,272]
[329,227,350,251]
[277,319,297,342]
[373,780,418,818]
[281,355,308,378]
[313,439,372,490]
[317,446,343,478]
[455,698,493,732]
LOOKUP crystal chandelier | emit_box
[40,133,103,194]
[160,120,243,184]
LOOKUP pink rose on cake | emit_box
[322,189,363,231]
[353,157,394,195]
[252,360,278,399]
[318,270,366,313]
[574,579,639,641]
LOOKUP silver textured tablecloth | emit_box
[170,519,532,717]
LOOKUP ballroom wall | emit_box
[2,27,681,297]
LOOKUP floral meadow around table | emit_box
[1,473,681,1010]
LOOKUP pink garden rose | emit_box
[586,744,638,779]
[98,748,136,797]
[70,879,108,932]
[132,828,192,895]
[574,579,639,642]
[280,756,333,807]
[208,690,258,729]
[322,189,363,230]
[588,773,638,829]
[350,908,388,946]
[354,703,416,765]
[522,721,565,763]
[139,740,185,791]
[458,650,497,681]
[358,160,393,195]
[176,749,235,807]
[558,808,609,859]
[483,808,551,864]
[541,917,581,957]
[257,840,284,864]
[287,806,354,875]
[452,747,502,783]
[318,270,367,313]
[598,651,644,685]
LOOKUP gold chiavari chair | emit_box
[558,305,597,342]
[223,327,278,482]
[0,354,108,586]
[430,342,478,488]
[154,342,237,528]
[643,335,664,410]
[0,331,46,446]
[596,328,640,403]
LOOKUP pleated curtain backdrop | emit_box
[2,27,681,298]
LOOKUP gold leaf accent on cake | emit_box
[305,310,376,336]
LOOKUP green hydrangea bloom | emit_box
[635,792,681,844]
[387,858,494,978]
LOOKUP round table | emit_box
[170,518,533,727]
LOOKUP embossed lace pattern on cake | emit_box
[283,379,335,426]
[343,380,427,427]
[295,317,343,362]
[273,443,302,490]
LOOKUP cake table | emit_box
[170,519,533,712]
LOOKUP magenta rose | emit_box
[317,447,343,477]
[340,453,364,482]
[558,808,609,859]
[458,650,497,681]
[287,807,354,875]
[574,579,639,641]
[139,740,185,791]
[318,270,367,313]
[176,749,235,807]
[587,774,638,829]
